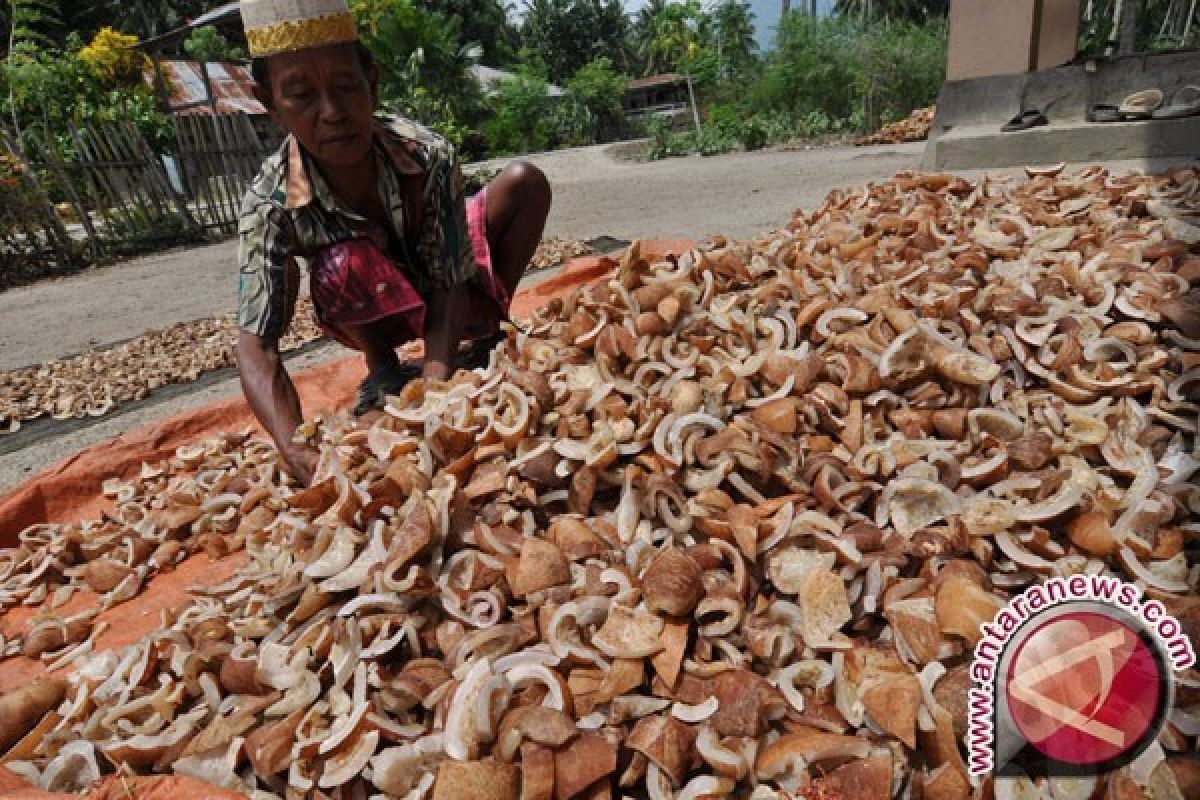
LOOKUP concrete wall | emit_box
[947,1,1037,81]
[1037,0,1082,71]
[923,50,1200,169]
[947,0,1081,81]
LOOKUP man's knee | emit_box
[501,161,552,208]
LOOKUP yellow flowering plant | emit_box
[77,28,148,85]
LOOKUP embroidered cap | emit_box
[241,0,358,59]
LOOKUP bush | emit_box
[183,25,245,63]
[562,57,629,144]
[746,13,945,133]
[484,70,557,155]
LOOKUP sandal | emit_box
[1002,110,1048,132]
[1153,86,1200,119]
[352,362,420,416]
[457,331,507,372]
[1118,89,1165,119]
[1087,104,1121,123]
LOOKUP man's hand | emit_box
[422,284,464,382]
[281,443,319,487]
[237,332,311,483]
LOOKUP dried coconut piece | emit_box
[815,752,894,800]
[553,731,617,800]
[641,548,705,616]
[754,727,871,779]
[767,547,835,594]
[649,618,689,690]
[934,572,1004,646]
[520,742,556,800]
[795,568,851,648]
[591,605,665,659]
[511,537,571,596]
[433,759,521,800]
[627,714,696,787]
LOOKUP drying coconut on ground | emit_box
[855,108,936,147]
[0,165,1197,799]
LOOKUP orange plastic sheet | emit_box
[0,243,693,799]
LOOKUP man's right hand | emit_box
[281,444,319,487]
[237,331,310,485]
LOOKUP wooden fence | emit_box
[175,114,275,236]
[0,113,273,288]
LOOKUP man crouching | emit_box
[234,0,551,485]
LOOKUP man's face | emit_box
[256,43,378,168]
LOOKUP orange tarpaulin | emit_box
[0,243,694,799]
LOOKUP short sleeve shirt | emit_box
[237,114,477,339]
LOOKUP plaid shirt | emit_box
[237,115,476,339]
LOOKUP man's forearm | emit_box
[422,285,463,381]
[237,333,304,453]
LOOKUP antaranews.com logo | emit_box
[967,574,1195,779]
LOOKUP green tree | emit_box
[484,68,556,153]
[183,25,244,63]
[639,1,702,76]
[60,0,209,42]
[709,0,756,80]
[833,0,948,23]
[561,56,628,143]
[421,0,518,66]
[632,0,669,70]
[7,0,61,49]
[355,0,484,147]
[520,0,633,84]
[748,12,944,132]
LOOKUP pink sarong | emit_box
[310,191,507,350]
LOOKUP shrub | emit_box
[746,13,945,133]
[183,25,245,63]
[484,70,556,155]
[563,57,629,143]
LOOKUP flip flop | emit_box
[1087,104,1121,123]
[1152,86,1200,119]
[1118,89,1165,119]
[1002,110,1049,132]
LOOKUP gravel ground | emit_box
[0,142,1191,494]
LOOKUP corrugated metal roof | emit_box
[469,65,566,98]
[190,2,241,28]
[627,73,687,91]
[148,61,266,116]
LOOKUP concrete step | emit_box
[924,115,1200,171]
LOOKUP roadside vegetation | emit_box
[1,0,1192,165]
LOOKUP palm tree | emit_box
[641,1,702,76]
[633,0,669,72]
[711,0,756,78]
[834,0,947,22]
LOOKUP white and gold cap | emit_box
[241,0,358,59]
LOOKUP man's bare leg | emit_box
[484,161,553,300]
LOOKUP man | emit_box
[235,0,552,486]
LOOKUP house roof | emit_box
[469,65,566,98]
[147,60,266,116]
[627,73,687,91]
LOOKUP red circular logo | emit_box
[1005,611,1165,767]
